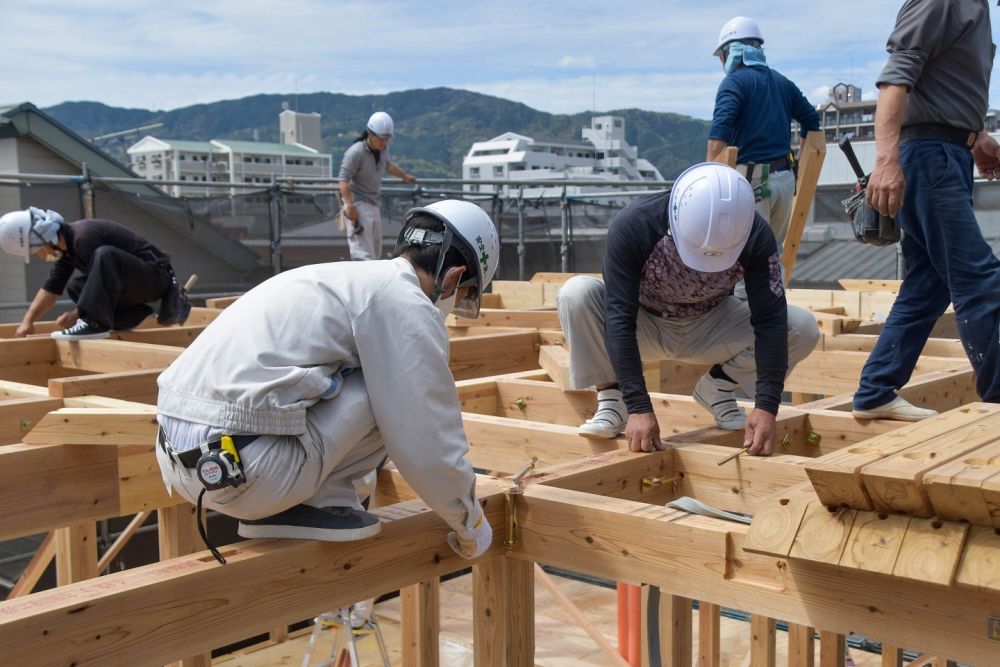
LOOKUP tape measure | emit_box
[196,435,246,490]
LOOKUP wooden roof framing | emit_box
[0,277,996,666]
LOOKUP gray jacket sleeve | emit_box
[338,143,361,182]
[878,0,951,88]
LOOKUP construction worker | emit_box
[155,200,499,563]
[338,111,417,261]
[706,16,820,248]
[0,207,187,340]
[557,163,819,455]
[853,0,1000,420]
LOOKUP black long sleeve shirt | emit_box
[602,191,788,415]
[42,219,168,295]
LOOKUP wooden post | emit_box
[698,602,721,667]
[819,631,846,667]
[750,615,777,667]
[473,557,534,667]
[158,504,213,667]
[787,624,815,667]
[881,643,904,667]
[55,521,98,586]
[782,130,827,284]
[401,579,440,667]
[659,593,693,667]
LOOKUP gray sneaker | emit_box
[238,504,381,541]
[693,373,746,430]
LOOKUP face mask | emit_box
[43,249,63,262]
[434,293,456,320]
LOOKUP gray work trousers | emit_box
[555,276,819,396]
[156,371,385,520]
[753,169,796,248]
[347,200,383,261]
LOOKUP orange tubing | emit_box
[627,583,641,666]
[617,582,629,657]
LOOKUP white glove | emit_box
[447,514,493,560]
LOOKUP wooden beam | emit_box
[54,339,182,372]
[0,337,57,368]
[783,131,826,284]
[449,331,540,380]
[111,325,204,347]
[55,521,98,586]
[796,367,979,413]
[5,532,55,599]
[452,308,561,330]
[204,295,240,309]
[838,279,902,292]
[22,407,158,446]
[98,510,151,575]
[48,369,162,404]
[401,579,440,667]
[0,396,64,445]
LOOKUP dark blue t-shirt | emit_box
[708,66,820,164]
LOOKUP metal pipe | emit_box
[516,187,525,281]
[560,186,569,273]
[268,175,282,275]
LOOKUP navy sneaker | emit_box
[51,318,110,340]
[237,504,381,541]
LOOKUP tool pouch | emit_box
[841,187,901,247]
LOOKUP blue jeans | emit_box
[854,139,1000,409]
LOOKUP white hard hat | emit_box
[668,163,755,273]
[714,16,764,56]
[0,210,32,262]
[397,199,500,319]
[366,111,394,137]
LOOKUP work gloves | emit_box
[447,512,493,560]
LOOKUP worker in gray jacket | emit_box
[338,111,416,261]
[854,0,1000,420]
[155,200,499,564]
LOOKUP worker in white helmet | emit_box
[557,163,819,455]
[338,111,417,261]
[156,200,499,566]
[0,207,188,339]
[706,16,820,248]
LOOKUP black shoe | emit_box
[51,319,110,340]
[157,278,184,325]
[237,505,381,541]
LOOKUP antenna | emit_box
[592,71,596,114]
[295,74,299,112]
[88,122,164,142]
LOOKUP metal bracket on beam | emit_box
[504,457,537,550]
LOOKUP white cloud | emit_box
[558,56,597,69]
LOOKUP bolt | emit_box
[807,431,822,446]
[513,397,528,410]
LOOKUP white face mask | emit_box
[434,293,456,320]
[43,249,63,262]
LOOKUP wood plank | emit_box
[891,517,969,586]
[821,334,966,358]
[494,379,595,425]
[0,337,57,367]
[472,557,534,667]
[119,445,176,513]
[698,602,721,667]
[862,413,1000,516]
[804,403,1000,510]
[451,308,560,330]
[22,407,158,446]
[659,593,693,667]
[204,295,240,309]
[954,525,1000,592]
[798,368,979,414]
[0,379,51,398]
[782,131,825,284]
[818,632,845,667]
[490,280,545,308]
[750,615,776,667]
[54,339,182,372]
[401,578,440,667]
[838,279,902,292]
[743,484,815,557]
[183,307,223,326]
[6,532,56,599]
[48,368,162,403]
[786,624,815,667]
[537,344,571,390]
[838,511,909,575]
[788,504,855,565]
[923,438,1000,524]
[535,448,675,505]
[55,521,98,586]
[0,396,64,445]
[450,332,540,380]
[111,325,205,347]
[984,469,1000,529]
[786,351,964,397]
[880,644,904,667]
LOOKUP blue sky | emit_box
[4,1,1000,120]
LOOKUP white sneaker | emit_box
[853,396,938,422]
[692,373,746,430]
[578,388,627,439]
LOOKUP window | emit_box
[493,166,504,177]
[469,185,480,193]
[595,123,603,130]
[614,120,623,128]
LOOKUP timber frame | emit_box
[0,279,997,667]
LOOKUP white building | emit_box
[462,115,664,197]
[128,109,332,197]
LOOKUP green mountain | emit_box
[44,88,710,179]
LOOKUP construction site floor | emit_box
[219,571,887,667]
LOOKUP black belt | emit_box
[900,123,976,149]
[740,156,790,174]
[642,304,665,318]
[158,429,259,468]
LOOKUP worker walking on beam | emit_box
[706,16,820,248]
[0,207,188,339]
[155,200,497,563]
[853,0,1000,420]
[338,111,417,261]
[557,163,819,455]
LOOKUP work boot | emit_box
[51,318,110,340]
[853,396,938,422]
[693,373,746,430]
[577,388,627,439]
[237,504,381,541]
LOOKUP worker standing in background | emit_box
[706,16,820,248]
[338,111,417,260]
[0,207,187,339]
[853,0,1000,421]
[156,200,498,564]
[556,163,819,456]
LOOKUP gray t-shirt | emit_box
[338,139,390,204]
[878,0,994,132]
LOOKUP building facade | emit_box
[462,115,664,197]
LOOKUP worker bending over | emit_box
[557,163,819,456]
[0,207,187,339]
[155,200,499,562]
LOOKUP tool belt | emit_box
[900,123,976,149]
[157,429,259,469]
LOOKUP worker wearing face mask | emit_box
[0,207,188,339]
[155,200,500,564]
[706,17,820,248]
